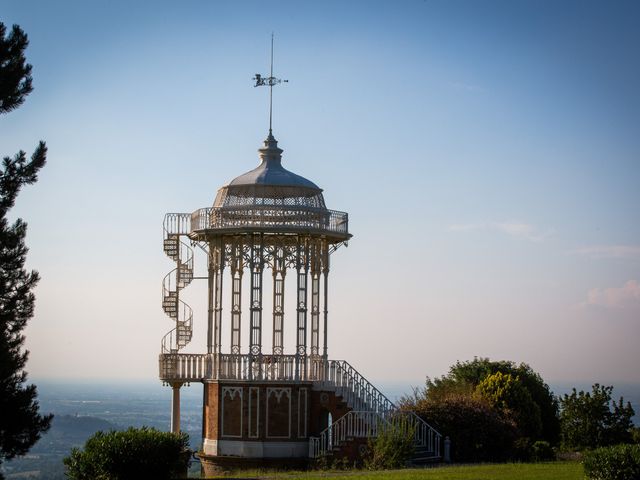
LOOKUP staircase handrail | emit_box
[309,410,384,459]
[309,409,442,459]
[161,298,193,353]
[310,360,443,460]
[402,410,442,457]
[326,359,395,414]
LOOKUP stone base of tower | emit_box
[200,380,351,472]
[200,451,309,476]
[202,438,310,457]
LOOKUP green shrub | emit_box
[511,437,533,461]
[364,419,415,470]
[63,427,190,480]
[476,371,543,439]
[530,440,555,462]
[445,358,560,444]
[583,444,640,480]
[412,394,519,463]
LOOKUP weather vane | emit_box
[253,33,288,134]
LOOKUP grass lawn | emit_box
[211,462,583,479]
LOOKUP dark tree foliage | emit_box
[399,357,561,462]
[64,427,191,480]
[411,394,519,463]
[0,23,33,114]
[476,371,543,440]
[445,357,560,444]
[560,384,635,450]
[0,21,51,475]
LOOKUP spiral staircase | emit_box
[161,223,194,354]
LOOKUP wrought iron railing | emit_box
[320,360,395,414]
[159,353,325,383]
[407,411,441,456]
[163,213,191,235]
[189,206,349,235]
[159,353,206,381]
[309,410,382,458]
[158,355,390,407]
[308,410,441,459]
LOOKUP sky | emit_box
[1,0,639,388]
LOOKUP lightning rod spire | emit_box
[253,33,288,135]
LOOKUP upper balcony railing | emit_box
[164,207,349,239]
[190,206,349,237]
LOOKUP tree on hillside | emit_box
[400,358,560,462]
[559,384,635,450]
[476,371,543,440]
[437,357,560,444]
[0,21,51,475]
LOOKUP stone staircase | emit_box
[309,361,441,463]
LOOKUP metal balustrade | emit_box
[159,355,389,400]
[308,410,441,460]
[159,353,320,382]
[321,360,395,414]
[189,206,349,236]
[163,213,191,235]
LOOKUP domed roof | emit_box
[191,131,350,241]
[228,133,321,191]
[213,132,327,209]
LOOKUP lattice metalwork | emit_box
[160,132,350,375]
[214,185,326,209]
[249,234,264,355]
[272,246,286,355]
[230,240,244,355]
[296,240,309,357]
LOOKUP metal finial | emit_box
[253,33,288,134]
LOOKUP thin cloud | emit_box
[494,222,553,242]
[571,245,640,260]
[448,221,553,242]
[585,280,640,310]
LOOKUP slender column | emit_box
[249,235,264,355]
[211,240,224,356]
[310,241,320,356]
[170,382,182,433]
[272,245,285,355]
[310,273,320,355]
[230,239,243,355]
[207,244,214,354]
[215,270,224,358]
[322,242,330,358]
[296,241,309,357]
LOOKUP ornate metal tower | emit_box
[158,43,442,472]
